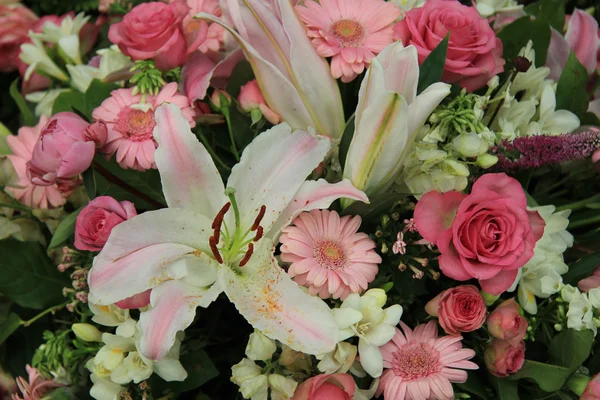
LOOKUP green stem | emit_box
[222,108,240,161]
[556,193,600,212]
[22,302,68,327]
[536,174,573,196]
[568,214,600,230]
[199,133,231,172]
[0,202,31,212]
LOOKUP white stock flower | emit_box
[317,342,357,374]
[231,358,269,400]
[333,289,402,378]
[32,12,90,64]
[245,330,277,361]
[525,85,580,136]
[268,374,297,400]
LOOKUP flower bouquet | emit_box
[1,0,600,399]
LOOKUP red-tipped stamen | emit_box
[209,236,223,264]
[239,243,254,267]
[253,226,264,242]
[251,205,266,231]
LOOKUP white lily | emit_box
[525,84,580,136]
[88,103,368,361]
[196,0,345,139]
[342,43,450,205]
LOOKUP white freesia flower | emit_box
[89,373,124,400]
[20,38,68,82]
[333,289,402,378]
[32,12,90,64]
[67,46,133,92]
[494,98,537,139]
[110,352,152,384]
[392,0,425,11]
[476,0,521,17]
[88,303,137,338]
[245,330,277,361]
[567,294,596,334]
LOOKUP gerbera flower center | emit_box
[115,107,156,142]
[313,240,347,270]
[392,343,441,380]
[331,19,365,47]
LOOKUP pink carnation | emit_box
[296,0,401,82]
[92,82,195,171]
[279,210,381,300]
[5,116,65,209]
[414,173,545,295]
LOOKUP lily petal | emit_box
[269,179,368,239]
[88,208,212,305]
[219,239,338,355]
[154,103,227,218]
[139,277,223,360]
[182,50,244,103]
[227,123,330,233]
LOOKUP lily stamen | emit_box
[239,243,254,267]
[251,205,266,231]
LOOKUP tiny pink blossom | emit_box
[5,116,66,209]
[12,365,60,400]
[27,112,95,191]
[296,0,401,82]
[92,82,195,171]
[403,218,417,233]
[238,80,281,125]
[392,232,407,255]
[377,321,478,400]
[279,210,381,300]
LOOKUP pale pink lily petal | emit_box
[115,289,152,309]
[88,208,213,305]
[565,9,600,74]
[218,238,338,355]
[546,27,571,81]
[268,179,368,239]
[139,276,222,360]
[154,103,227,218]
[226,123,330,232]
[414,190,467,244]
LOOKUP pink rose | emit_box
[579,265,600,292]
[414,173,545,295]
[239,80,281,125]
[75,196,137,251]
[425,285,487,335]
[108,0,198,71]
[484,339,525,377]
[487,299,527,346]
[394,0,505,92]
[27,112,96,192]
[582,373,600,400]
[292,374,355,400]
[0,4,38,72]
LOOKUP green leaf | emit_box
[151,349,219,395]
[52,80,118,120]
[562,251,600,285]
[509,360,572,391]
[525,0,566,31]
[338,114,355,170]
[82,167,96,200]
[549,329,594,371]
[555,52,589,115]
[227,102,254,152]
[48,207,84,250]
[493,376,519,399]
[9,79,36,127]
[226,60,255,98]
[417,35,449,94]
[580,112,600,126]
[0,313,23,346]
[0,239,69,309]
[498,16,551,67]
[457,371,491,399]
[342,192,407,219]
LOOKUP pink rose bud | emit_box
[209,89,232,112]
[0,4,38,73]
[582,373,600,399]
[487,299,528,346]
[292,373,355,400]
[425,285,487,335]
[74,196,137,251]
[108,0,196,71]
[115,289,151,309]
[238,80,281,125]
[84,120,108,148]
[27,112,96,191]
[484,339,525,377]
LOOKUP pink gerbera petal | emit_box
[296,0,401,82]
[279,209,380,300]
[376,321,478,400]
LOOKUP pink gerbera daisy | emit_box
[296,0,401,82]
[92,82,195,171]
[5,116,65,209]
[181,0,225,54]
[279,209,381,300]
[377,321,478,400]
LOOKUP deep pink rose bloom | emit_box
[27,112,95,191]
[484,339,525,377]
[582,373,600,400]
[108,0,198,71]
[425,285,487,335]
[75,196,137,251]
[414,173,545,295]
[292,373,355,400]
[394,0,505,92]
[0,4,38,72]
[487,298,527,346]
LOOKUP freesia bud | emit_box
[364,288,387,308]
[476,154,499,169]
[245,329,276,361]
[72,323,103,342]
